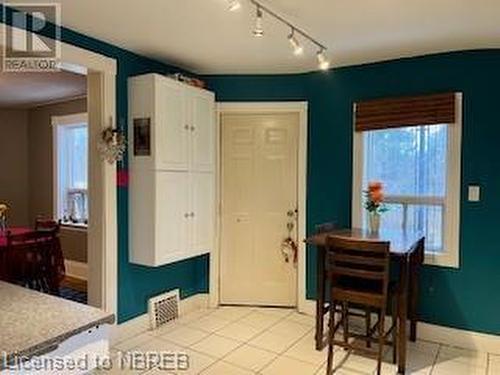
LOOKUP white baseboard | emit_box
[111,293,209,345]
[417,322,500,354]
[64,260,88,281]
[300,299,500,354]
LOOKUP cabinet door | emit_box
[190,90,215,172]
[190,172,215,255]
[156,80,189,171]
[156,171,189,264]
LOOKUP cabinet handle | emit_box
[184,213,189,218]
[184,124,190,130]
[190,212,195,218]
[190,126,195,132]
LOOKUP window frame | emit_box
[52,112,89,228]
[352,93,462,268]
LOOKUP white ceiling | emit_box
[0,71,86,108]
[16,0,500,74]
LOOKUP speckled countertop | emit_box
[0,281,115,370]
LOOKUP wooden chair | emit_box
[6,230,63,295]
[35,218,61,233]
[315,222,337,330]
[325,235,398,375]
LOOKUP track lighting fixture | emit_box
[317,49,330,70]
[288,29,303,56]
[228,0,241,12]
[226,0,331,71]
[253,5,264,37]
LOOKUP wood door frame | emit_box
[1,24,118,315]
[212,102,308,312]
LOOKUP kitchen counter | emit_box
[0,281,115,370]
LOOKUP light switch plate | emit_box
[468,185,481,202]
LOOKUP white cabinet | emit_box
[129,74,215,172]
[190,90,216,172]
[190,172,215,254]
[155,171,190,265]
[157,80,189,170]
[129,74,216,267]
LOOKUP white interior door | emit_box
[220,112,299,306]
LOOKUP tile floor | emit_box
[102,306,498,375]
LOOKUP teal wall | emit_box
[3,4,499,333]
[0,5,209,323]
[205,50,500,335]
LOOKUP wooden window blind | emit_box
[354,92,456,132]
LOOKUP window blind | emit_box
[354,92,456,132]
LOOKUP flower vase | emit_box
[368,212,381,233]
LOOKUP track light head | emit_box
[288,30,304,56]
[253,6,264,37]
[228,0,241,12]
[317,49,330,71]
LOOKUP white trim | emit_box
[64,260,88,281]
[417,322,500,354]
[214,102,309,314]
[352,93,463,268]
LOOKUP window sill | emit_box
[424,251,459,269]
[60,222,88,232]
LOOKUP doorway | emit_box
[0,24,117,314]
[217,103,308,308]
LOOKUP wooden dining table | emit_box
[306,227,425,374]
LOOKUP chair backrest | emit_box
[6,231,56,277]
[325,235,391,308]
[35,218,61,234]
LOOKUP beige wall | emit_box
[28,98,88,263]
[0,109,30,226]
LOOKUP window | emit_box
[53,113,88,227]
[353,94,462,268]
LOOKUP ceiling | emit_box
[12,0,500,74]
[0,71,86,108]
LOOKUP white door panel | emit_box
[191,91,215,172]
[157,81,189,170]
[190,172,215,255]
[156,171,189,264]
[220,112,299,306]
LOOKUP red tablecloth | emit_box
[0,227,65,293]
[0,227,33,247]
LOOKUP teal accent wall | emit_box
[205,50,500,335]
[0,5,209,323]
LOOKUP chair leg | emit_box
[326,299,336,375]
[365,308,371,348]
[342,302,349,344]
[392,297,398,364]
[377,310,386,375]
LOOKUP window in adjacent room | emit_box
[53,113,88,227]
[352,93,462,268]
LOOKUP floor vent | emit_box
[148,289,180,330]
